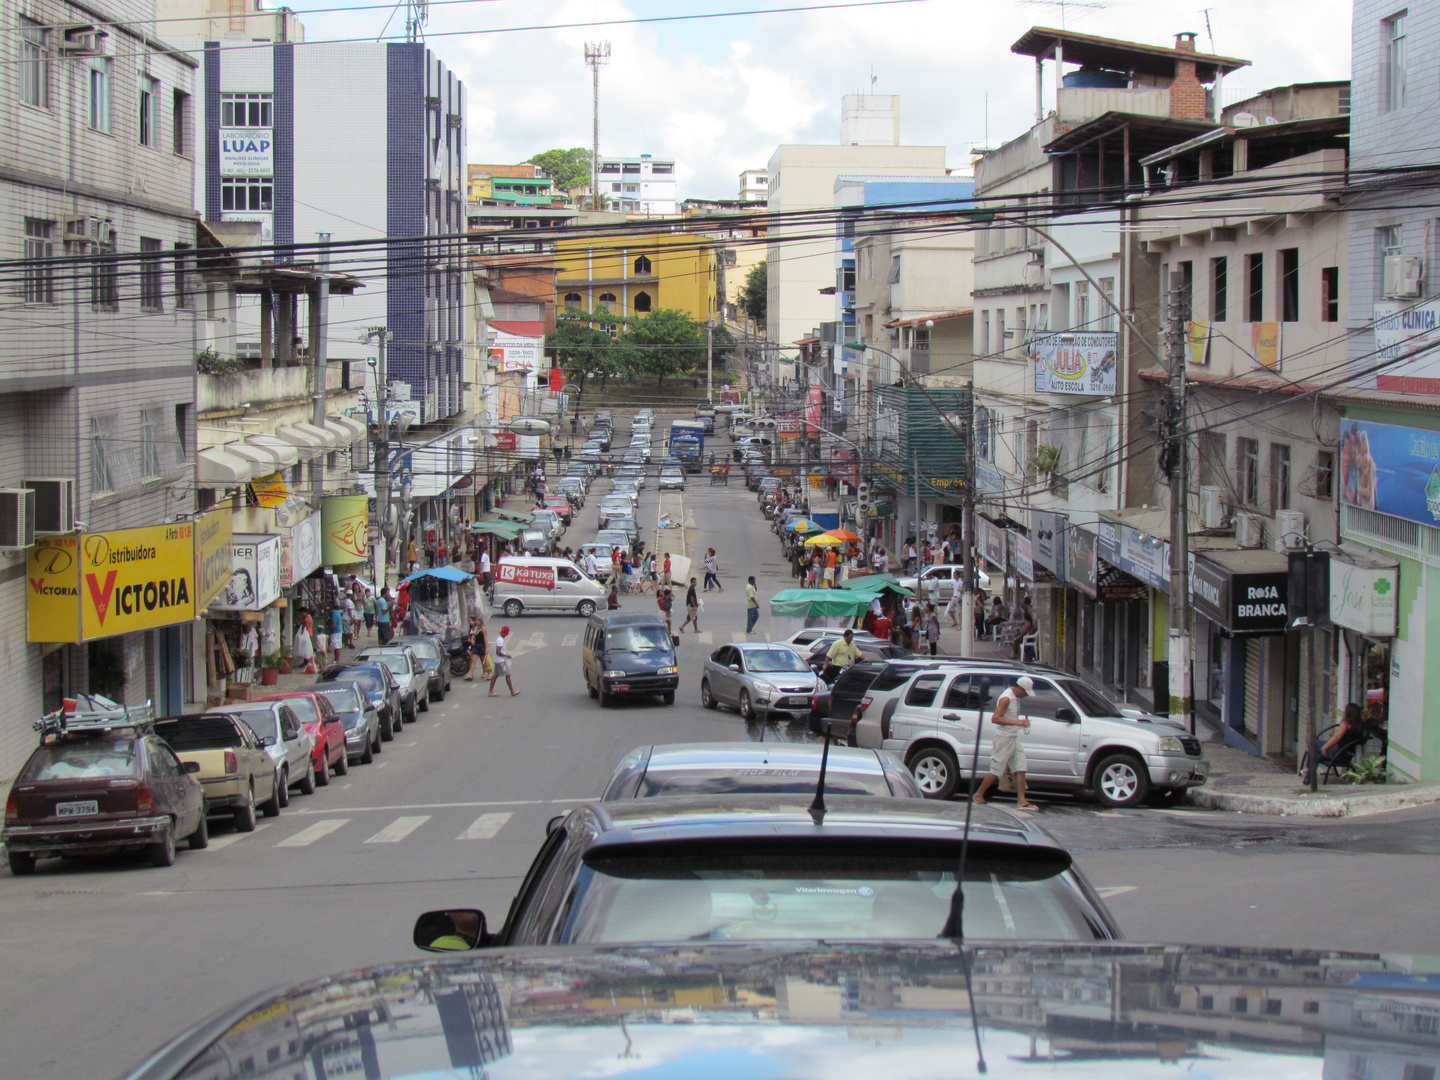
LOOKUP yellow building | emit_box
[556,232,717,325]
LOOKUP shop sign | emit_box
[493,432,518,452]
[1097,563,1147,601]
[1339,418,1440,527]
[1012,532,1034,582]
[27,535,80,642]
[322,495,370,565]
[1329,557,1399,637]
[497,561,554,589]
[212,535,281,611]
[194,507,234,611]
[1031,510,1067,580]
[1374,301,1440,388]
[1096,521,1121,565]
[1189,553,1290,633]
[280,510,323,588]
[1069,528,1098,598]
[490,331,542,372]
[1032,331,1118,395]
[976,517,1007,571]
[219,128,273,175]
[250,471,289,508]
[1118,526,1170,594]
[974,461,1003,495]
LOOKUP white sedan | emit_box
[897,563,992,601]
[775,627,883,655]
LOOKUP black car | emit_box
[809,658,890,734]
[315,661,404,740]
[391,633,453,701]
[420,795,1119,949]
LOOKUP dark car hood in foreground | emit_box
[122,941,1440,1080]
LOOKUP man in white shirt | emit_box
[583,550,598,579]
[487,625,520,697]
[972,676,1036,809]
[478,548,491,586]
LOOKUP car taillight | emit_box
[224,750,238,775]
[136,784,154,814]
[859,696,872,713]
[5,792,17,822]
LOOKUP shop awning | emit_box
[291,421,339,448]
[471,520,528,539]
[769,589,873,619]
[273,425,326,461]
[323,419,360,446]
[197,446,254,485]
[401,565,474,585]
[226,442,284,470]
[246,435,300,468]
[328,416,367,442]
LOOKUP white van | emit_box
[493,557,605,618]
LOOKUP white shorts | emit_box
[989,734,1027,775]
[330,633,344,651]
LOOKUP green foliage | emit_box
[549,306,625,392]
[739,260,767,328]
[1343,755,1388,785]
[526,148,593,193]
[260,651,282,670]
[197,347,248,376]
[622,308,706,387]
[548,307,711,389]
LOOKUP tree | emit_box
[548,305,627,392]
[526,148,592,194]
[621,309,706,387]
[739,259,767,329]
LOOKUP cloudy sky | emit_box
[297,0,1353,199]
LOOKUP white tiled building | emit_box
[597,154,677,215]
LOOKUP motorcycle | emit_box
[444,637,472,676]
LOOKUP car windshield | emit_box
[159,716,245,750]
[598,531,628,545]
[229,707,279,741]
[329,668,385,694]
[638,769,889,798]
[744,648,811,673]
[1059,678,1125,717]
[314,685,365,711]
[276,697,319,725]
[358,653,409,678]
[401,639,440,660]
[606,625,673,652]
[560,852,1098,944]
[662,469,682,477]
[22,740,137,781]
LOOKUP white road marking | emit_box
[374,761,389,768]
[290,796,586,814]
[697,631,713,644]
[205,821,274,851]
[1096,886,1137,898]
[731,631,748,643]
[561,633,579,647]
[457,812,513,840]
[364,815,431,843]
[275,819,351,848]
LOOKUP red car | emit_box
[544,495,574,524]
[253,691,348,784]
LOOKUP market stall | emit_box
[768,588,873,638]
[398,565,489,638]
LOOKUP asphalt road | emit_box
[5,412,1440,1079]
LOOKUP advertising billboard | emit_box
[1032,332,1117,395]
[322,496,370,565]
[497,561,555,589]
[219,129,273,175]
[211,535,282,611]
[1339,418,1440,527]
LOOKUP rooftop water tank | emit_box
[1063,67,1129,89]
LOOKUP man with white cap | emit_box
[972,675,1036,809]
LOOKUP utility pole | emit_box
[584,42,610,211]
[1165,272,1192,733]
[310,232,331,505]
[367,327,390,590]
[706,320,714,403]
[959,380,977,657]
[913,447,921,578]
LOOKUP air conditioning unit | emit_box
[1275,509,1307,550]
[1235,511,1263,549]
[57,24,107,55]
[92,219,113,246]
[25,478,75,535]
[1384,254,1424,299]
[64,217,94,245]
[1200,485,1227,529]
[0,489,36,550]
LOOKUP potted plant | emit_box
[278,642,293,675]
[259,651,282,686]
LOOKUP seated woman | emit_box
[1302,702,1369,784]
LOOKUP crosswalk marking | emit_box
[206,821,273,851]
[561,633,578,647]
[457,812,512,840]
[696,631,713,644]
[731,631,748,643]
[276,819,350,848]
[364,815,430,843]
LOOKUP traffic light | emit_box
[857,481,872,514]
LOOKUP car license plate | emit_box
[611,684,630,692]
[57,800,98,817]
[1192,762,1209,780]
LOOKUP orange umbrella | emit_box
[824,528,861,542]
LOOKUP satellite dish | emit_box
[509,417,552,436]
[1232,112,1259,128]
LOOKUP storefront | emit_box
[1030,510,1071,671]
[1329,546,1399,734]
[1094,522,1158,707]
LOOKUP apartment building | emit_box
[738,168,769,202]
[596,154,678,215]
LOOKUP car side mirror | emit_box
[545,813,566,836]
[1056,707,1078,723]
[414,909,487,952]
[183,760,202,774]
[261,736,275,747]
[728,664,740,672]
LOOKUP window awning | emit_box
[226,442,283,470]
[245,435,300,468]
[322,419,359,446]
[328,416,366,442]
[289,421,339,448]
[274,424,326,460]
[197,446,254,486]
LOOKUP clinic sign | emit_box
[219,128,273,175]
[1329,555,1399,637]
[1032,332,1118,395]
[28,524,198,643]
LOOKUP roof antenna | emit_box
[958,945,989,1074]
[808,719,836,824]
[942,677,991,938]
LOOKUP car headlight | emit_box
[604,670,626,678]
[656,666,678,675]
[1157,736,1185,753]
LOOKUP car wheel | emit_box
[598,684,611,708]
[431,685,444,702]
[149,823,177,868]
[908,745,959,800]
[188,812,209,850]
[1093,753,1150,808]
[577,599,597,617]
[8,851,36,876]
[380,713,394,741]
[237,784,260,829]
[662,690,675,705]
[259,772,282,816]
[361,736,374,765]
[700,679,717,709]
[503,599,523,617]
[277,769,291,807]
[588,676,598,699]
[404,703,417,724]
[298,758,316,796]
[335,748,349,776]
[419,693,429,712]
[315,753,330,786]
[738,690,755,720]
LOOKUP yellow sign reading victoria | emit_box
[194,507,234,611]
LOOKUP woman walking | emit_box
[293,610,316,673]
[703,548,723,592]
[463,615,487,682]
[678,577,701,633]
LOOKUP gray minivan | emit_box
[582,611,679,707]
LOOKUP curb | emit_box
[1187,784,1440,818]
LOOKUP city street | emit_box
[4,422,1440,1079]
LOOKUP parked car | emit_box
[617,463,647,486]
[315,660,405,739]
[211,700,317,800]
[581,611,679,706]
[6,709,208,874]
[253,691,348,785]
[311,683,381,765]
[556,477,586,506]
[898,562,992,600]
[594,528,633,555]
[586,427,612,450]
[809,659,890,735]
[543,496,574,524]
[607,516,640,547]
[352,646,430,720]
[597,496,634,529]
[602,742,922,799]
[155,712,282,828]
[776,627,883,653]
[391,633,452,700]
[519,527,551,555]
[658,466,685,491]
[802,635,912,676]
[530,509,563,540]
[700,642,824,721]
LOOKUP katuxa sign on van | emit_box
[497,561,555,589]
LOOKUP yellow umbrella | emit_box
[824,528,861,542]
[804,533,844,547]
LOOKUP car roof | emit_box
[594,611,667,627]
[639,742,886,776]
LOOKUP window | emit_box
[1247,252,1264,321]
[1176,260,1194,319]
[174,404,190,458]
[91,242,118,310]
[1321,266,1340,322]
[1280,248,1299,322]
[139,238,163,310]
[1385,11,1407,112]
[1403,1066,1436,1080]
[1211,256,1228,320]
[1380,224,1403,259]
[1016,306,1026,341]
[220,92,271,127]
[563,291,581,304]
[1098,277,1116,331]
[1238,437,1260,506]
[634,255,651,274]
[23,219,54,304]
[173,242,192,308]
[888,254,901,283]
[633,291,652,313]
[1303,1001,1320,1015]
[610,182,621,192]
[996,309,1006,355]
[1076,280,1090,328]
[974,406,992,461]
[624,184,638,193]
[172,89,190,155]
[140,407,160,478]
[1200,995,1215,1011]
[597,292,616,304]
[651,163,672,174]
[1199,431,1227,489]
[980,310,990,355]
[139,75,156,146]
[88,57,111,132]
[1314,450,1334,499]
[19,16,48,108]
[221,176,273,211]
[91,414,116,494]
[1264,999,1283,1017]
[1233,997,1249,1014]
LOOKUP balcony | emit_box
[199,362,349,415]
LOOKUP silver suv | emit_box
[854,662,1207,808]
